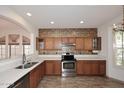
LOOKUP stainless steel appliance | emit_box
[61,53,76,77]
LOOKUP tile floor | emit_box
[38,76,124,88]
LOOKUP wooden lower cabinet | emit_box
[45,60,61,75]
[29,62,45,88]
[29,60,106,88]
[76,60,106,76]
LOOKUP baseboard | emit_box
[106,76,124,84]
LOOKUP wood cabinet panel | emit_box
[68,37,75,43]
[45,60,61,75]
[84,38,93,50]
[91,62,99,75]
[75,37,84,50]
[99,62,106,75]
[37,36,101,51]
[29,68,37,88]
[29,63,45,88]
[76,61,83,74]
[45,61,54,75]
[41,62,45,78]
[83,62,91,75]
[54,37,61,49]
[45,37,54,50]
[61,37,68,44]
[54,61,61,75]
[76,60,106,76]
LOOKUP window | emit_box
[24,45,31,55]
[114,31,124,66]
[0,45,6,59]
[9,45,20,58]
[0,35,31,60]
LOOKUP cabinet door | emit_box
[45,62,54,75]
[93,37,101,50]
[45,37,54,50]
[54,37,61,49]
[61,37,68,44]
[41,62,45,78]
[83,61,91,75]
[76,61,83,75]
[54,61,61,75]
[99,61,106,76]
[75,38,84,50]
[68,37,75,44]
[84,37,93,50]
[91,62,99,75]
[29,69,37,88]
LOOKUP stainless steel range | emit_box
[61,53,76,77]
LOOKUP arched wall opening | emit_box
[0,15,34,59]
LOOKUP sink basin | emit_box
[16,62,38,69]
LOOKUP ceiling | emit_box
[0,18,22,30]
[6,5,123,28]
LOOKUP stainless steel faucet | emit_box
[22,53,26,64]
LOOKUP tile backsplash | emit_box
[39,50,97,55]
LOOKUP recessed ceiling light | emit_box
[26,12,32,16]
[80,21,84,24]
[50,21,54,24]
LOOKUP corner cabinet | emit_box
[29,62,45,88]
[76,60,106,76]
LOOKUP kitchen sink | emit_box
[16,62,38,69]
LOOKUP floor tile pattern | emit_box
[38,76,124,88]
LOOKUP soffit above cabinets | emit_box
[7,5,122,28]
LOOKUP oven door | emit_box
[62,61,76,72]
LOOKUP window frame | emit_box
[113,30,124,66]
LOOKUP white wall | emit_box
[98,15,124,81]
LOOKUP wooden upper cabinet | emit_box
[54,37,61,49]
[61,37,68,44]
[75,37,84,50]
[84,37,93,50]
[45,37,54,50]
[61,37,75,44]
[39,36,101,51]
[93,37,101,50]
[68,37,75,43]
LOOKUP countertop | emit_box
[0,59,44,88]
[0,55,106,88]
[39,55,105,60]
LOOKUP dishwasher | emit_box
[8,73,29,88]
